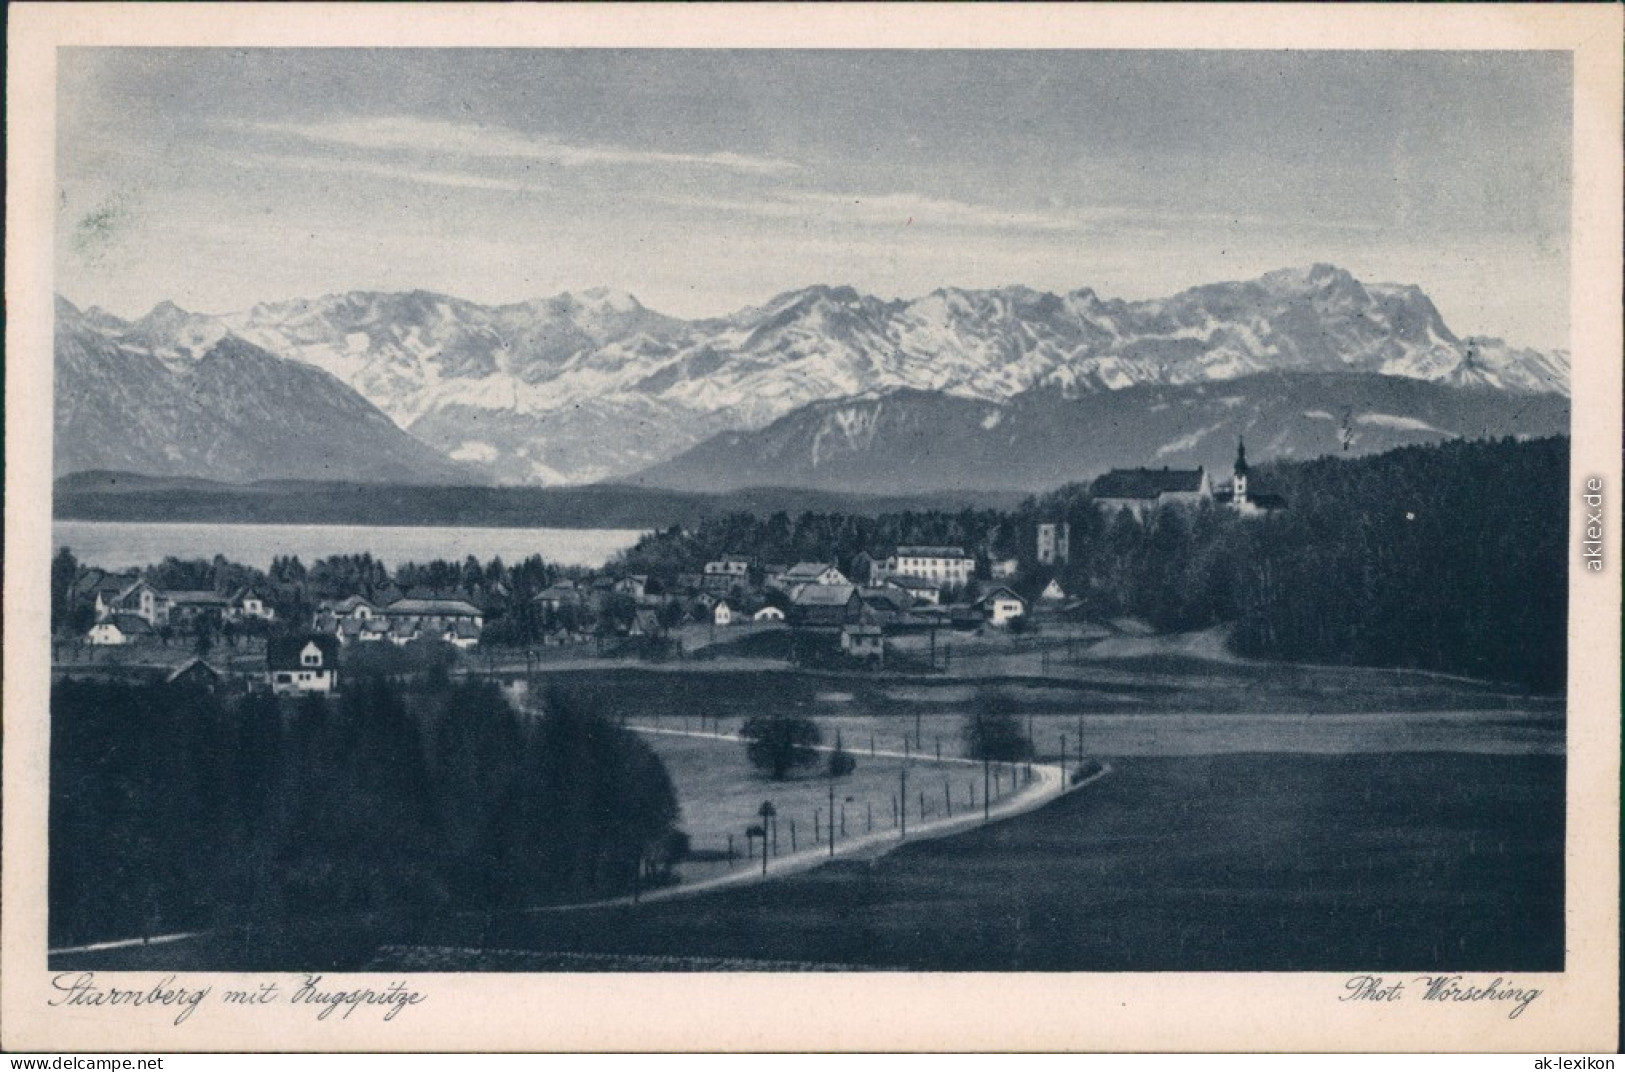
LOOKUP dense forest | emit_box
[50,676,683,949]
[616,436,1569,691]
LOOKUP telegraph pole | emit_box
[899,766,908,838]
[828,779,836,857]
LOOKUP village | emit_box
[53,449,1285,697]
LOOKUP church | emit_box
[1212,439,1289,516]
[1092,440,1287,519]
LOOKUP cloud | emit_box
[659,189,1092,233]
[246,116,800,175]
[236,152,546,194]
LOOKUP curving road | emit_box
[528,726,1110,914]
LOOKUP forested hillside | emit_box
[50,678,682,950]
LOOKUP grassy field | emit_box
[632,730,1033,882]
[56,751,1564,973]
[392,751,1565,972]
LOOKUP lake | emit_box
[53,520,647,571]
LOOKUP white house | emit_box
[88,614,152,646]
[1039,579,1068,602]
[230,587,277,621]
[752,606,786,622]
[104,580,167,625]
[978,587,1027,626]
[713,601,734,627]
[267,635,340,695]
[990,558,1020,580]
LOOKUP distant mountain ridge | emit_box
[54,297,475,485]
[635,374,1572,494]
[59,264,1569,487]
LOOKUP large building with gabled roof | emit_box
[1093,466,1213,519]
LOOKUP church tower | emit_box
[1232,438,1250,506]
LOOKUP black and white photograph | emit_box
[6,3,1620,1054]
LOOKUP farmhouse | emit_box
[534,582,584,611]
[165,590,231,624]
[977,586,1028,626]
[104,580,167,625]
[883,546,974,589]
[229,586,277,621]
[782,562,849,589]
[713,601,735,627]
[331,594,380,620]
[840,622,885,663]
[790,583,863,628]
[702,555,751,592]
[165,657,223,692]
[87,614,153,646]
[885,574,943,606]
[1093,466,1213,519]
[267,634,340,695]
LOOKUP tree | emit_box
[827,729,856,777]
[741,715,822,780]
[962,688,1033,762]
[51,547,79,634]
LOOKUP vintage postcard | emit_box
[5,2,1621,1053]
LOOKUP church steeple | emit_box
[1232,438,1249,504]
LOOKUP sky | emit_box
[57,49,1571,349]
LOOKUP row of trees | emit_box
[50,675,683,949]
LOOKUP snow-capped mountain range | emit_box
[57,264,1569,488]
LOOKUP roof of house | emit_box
[385,598,482,617]
[844,623,884,637]
[165,590,229,606]
[894,545,971,559]
[165,657,221,684]
[100,614,153,635]
[859,587,912,613]
[792,583,860,606]
[333,595,377,613]
[783,561,838,580]
[445,620,481,639]
[535,584,583,602]
[634,609,663,631]
[112,580,158,604]
[887,575,943,591]
[978,586,1027,607]
[1092,466,1207,500]
[267,634,339,670]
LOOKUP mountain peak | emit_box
[139,299,190,324]
[574,286,643,312]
